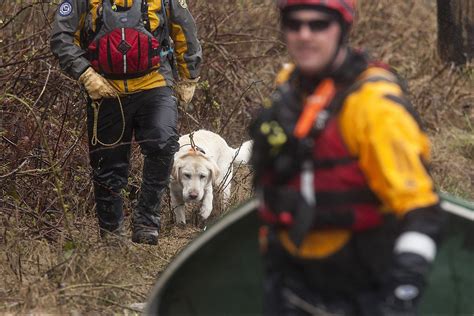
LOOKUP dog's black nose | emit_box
[189,192,198,200]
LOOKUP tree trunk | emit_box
[437,0,474,64]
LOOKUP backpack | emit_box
[87,0,163,79]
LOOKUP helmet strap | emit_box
[312,35,348,79]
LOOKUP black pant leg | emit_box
[87,97,134,232]
[132,87,179,229]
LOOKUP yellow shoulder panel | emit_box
[338,74,438,215]
[147,0,162,31]
[339,78,403,156]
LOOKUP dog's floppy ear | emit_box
[172,157,184,182]
[203,158,220,186]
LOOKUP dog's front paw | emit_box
[199,204,212,221]
[175,218,186,226]
[173,206,187,226]
[197,217,208,230]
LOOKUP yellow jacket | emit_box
[51,0,202,93]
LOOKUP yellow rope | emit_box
[91,96,126,147]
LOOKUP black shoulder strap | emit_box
[141,0,151,33]
[160,0,171,46]
[139,0,171,42]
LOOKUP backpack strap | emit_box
[160,0,171,47]
[160,0,178,79]
[141,0,152,33]
[80,2,104,51]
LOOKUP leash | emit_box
[91,96,126,147]
[189,132,197,151]
[181,132,206,154]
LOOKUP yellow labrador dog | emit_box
[170,129,252,225]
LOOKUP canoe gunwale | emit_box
[144,192,474,314]
[144,198,259,314]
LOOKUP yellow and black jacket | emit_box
[250,50,445,304]
[51,0,202,93]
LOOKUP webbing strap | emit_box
[160,0,178,79]
[316,189,380,206]
[293,79,336,139]
[160,0,171,45]
[313,157,357,169]
[141,0,151,33]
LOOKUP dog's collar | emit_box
[180,143,206,155]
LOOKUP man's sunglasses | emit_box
[282,18,334,33]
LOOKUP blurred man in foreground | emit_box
[250,0,445,314]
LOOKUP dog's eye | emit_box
[199,174,206,180]
[184,173,192,179]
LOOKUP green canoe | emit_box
[145,193,474,315]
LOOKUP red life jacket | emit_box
[292,117,383,231]
[259,117,383,232]
[87,0,161,79]
[259,69,399,232]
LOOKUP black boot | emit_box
[95,186,125,234]
[132,153,173,245]
[95,197,127,245]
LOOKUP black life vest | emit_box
[87,0,161,79]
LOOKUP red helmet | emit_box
[277,0,355,25]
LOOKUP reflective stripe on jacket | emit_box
[50,0,202,93]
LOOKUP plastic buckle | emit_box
[160,47,174,58]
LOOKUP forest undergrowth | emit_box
[0,0,472,313]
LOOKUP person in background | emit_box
[51,0,202,244]
[250,0,445,314]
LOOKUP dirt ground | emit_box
[1,0,472,314]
